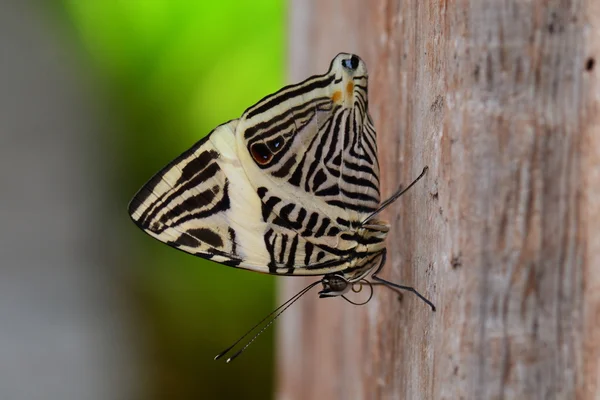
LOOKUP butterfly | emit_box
[129,53,435,362]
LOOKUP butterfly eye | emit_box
[342,55,360,71]
[250,142,273,165]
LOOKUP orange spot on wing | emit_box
[331,90,342,103]
[346,81,354,95]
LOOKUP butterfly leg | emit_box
[370,249,436,311]
[369,281,404,301]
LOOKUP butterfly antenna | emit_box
[214,280,321,363]
[362,166,428,224]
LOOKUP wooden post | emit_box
[278,1,600,398]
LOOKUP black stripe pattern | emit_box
[240,57,380,217]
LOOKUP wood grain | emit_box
[278,1,599,399]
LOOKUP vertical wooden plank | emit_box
[279,0,599,399]
[580,0,600,397]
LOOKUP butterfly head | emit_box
[318,274,352,298]
[329,53,368,107]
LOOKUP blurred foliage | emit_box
[60,1,284,399]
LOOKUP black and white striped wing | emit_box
[129,120,347,275]
[238,53,380,226]
[129,53,381,277]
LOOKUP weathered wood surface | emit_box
[278,1,599,399]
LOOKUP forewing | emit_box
[236,54,380,230]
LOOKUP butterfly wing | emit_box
[129,120,349,275]
[129,54,381,277]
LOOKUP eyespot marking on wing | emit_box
[250,142,273,165]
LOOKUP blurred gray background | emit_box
[0,2,141,399]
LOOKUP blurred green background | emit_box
[60,2,284,399]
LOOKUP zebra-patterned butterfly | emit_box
[129,53,434,362]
